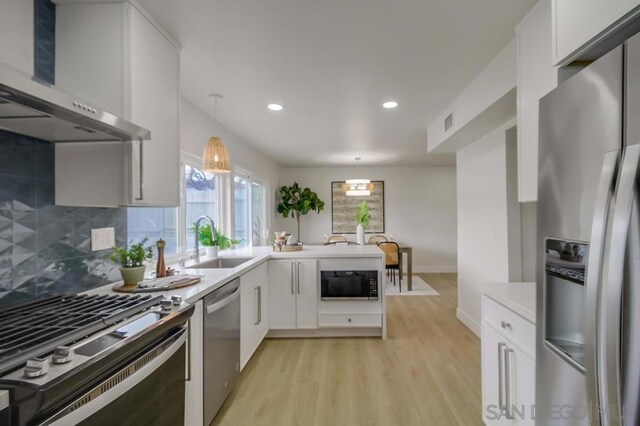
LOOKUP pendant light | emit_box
[203,93,231,173]
[343,157,374,196]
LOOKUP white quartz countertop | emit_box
[85,245,384,304]
[482,282,537,323]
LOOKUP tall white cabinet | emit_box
[54,0,180,207]
[516,0,558,202]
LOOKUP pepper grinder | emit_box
[156,238,167,278]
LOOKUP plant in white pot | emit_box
[355,200,370,245]
[109,238,153,286]
[193,224,241,257]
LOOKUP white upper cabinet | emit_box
[0,0,34,75]
[54,1,180,207]
[516,0,558,202]
[552,0,640,65]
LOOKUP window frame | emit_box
[232,166,269,247]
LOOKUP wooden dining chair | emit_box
[377,241,401,291]
[368,234,387,244]
[324,240,360,245]
[327,235,347,243]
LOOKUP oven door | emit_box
[42,329,187,426]
[321,271,377,300]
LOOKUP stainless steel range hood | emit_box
[0,62,150,142]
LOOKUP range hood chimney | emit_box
[0,61,150,142]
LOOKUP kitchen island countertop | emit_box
[86,245,385,304]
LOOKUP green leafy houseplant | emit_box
[109,237,153,268]
[109,238,153,285]
[193,224,241,249]
[356,200,371,229]
[277,182,325,241]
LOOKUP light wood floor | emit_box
[212,273,481,426]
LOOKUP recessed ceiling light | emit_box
[268,103,284,111]
[382,101,398,109]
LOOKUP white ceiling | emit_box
[139,0,536,167]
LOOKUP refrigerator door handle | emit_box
[601,143,640,425]
[584,150,619,425]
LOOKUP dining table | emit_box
[309,239,414,291]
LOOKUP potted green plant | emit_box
[355,200,371,245]
[193,224,241,257]
[277,182,325,241]
[109,238,153,286]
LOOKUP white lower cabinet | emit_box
[185,300,203,426]
[482,296,535,426]
[268,259,318,330]
[240,263,269,370]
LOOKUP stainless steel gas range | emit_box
[0,293,194,425]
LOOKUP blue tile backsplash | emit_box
[34,0,56,85]
[0,129,126,307]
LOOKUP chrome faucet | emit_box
[193,215,216,262]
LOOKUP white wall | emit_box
[278,166,458,272]
[428,39,517,153]
[180,97,281,238]
[0,0,34,74]
[456,118,517,335]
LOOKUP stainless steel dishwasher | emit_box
[203,278,241,424]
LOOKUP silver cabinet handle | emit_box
[584,150,618,422]
[136,139,144,201]
[601,144,640,420]
[297,261,301,294]
[290,263,295,294]
[498,342,505,414]
[500,321,511,329]
[254,286,261,325]
[504,347,514,420]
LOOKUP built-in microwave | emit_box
[320,270,378,301]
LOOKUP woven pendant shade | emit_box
[203,136,231,173]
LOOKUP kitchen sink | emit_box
[187,257,254,269]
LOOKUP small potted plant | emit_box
[194,224,241,257]
[355,200,370,245]
[109,237,153,286]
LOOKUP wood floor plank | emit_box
[211,273,481,426]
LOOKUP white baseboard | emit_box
[456,308,481,337]
[408,266,458,273]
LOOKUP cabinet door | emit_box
[268,261,296,329]
[185,300,203,426]
[481,322,512,426]
[295,259,318,329]
[509,345,535,425]
[0,0,33,75]
[553,0,640,65]
[129,7,180,206]
[240,286,256,370]
[517,0,557,202]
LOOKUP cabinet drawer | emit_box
[318,313,381,328]
[482,295,535,357]
[241,262,268,291]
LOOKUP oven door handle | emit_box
[42,329,187,426]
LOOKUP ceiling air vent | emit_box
[444,112,454,132]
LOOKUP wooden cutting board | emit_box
[112,276,202,293]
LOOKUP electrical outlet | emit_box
[91,227,115,251]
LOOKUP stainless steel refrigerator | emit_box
[537,32,640,425]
